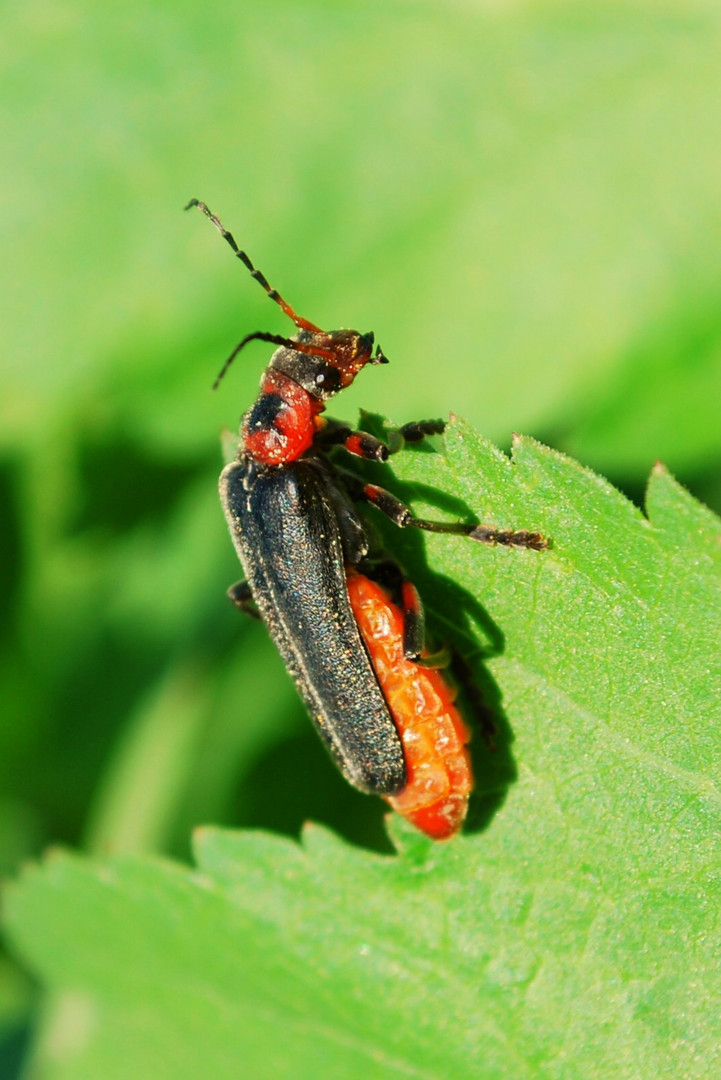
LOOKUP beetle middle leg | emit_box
[227,579,261,620]
[324,421,548,548]
[359,483,549,550]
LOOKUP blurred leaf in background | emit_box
[2,0,721,1076]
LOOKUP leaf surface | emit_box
[5,424,721,1080]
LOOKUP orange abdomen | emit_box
[346,573,472,839]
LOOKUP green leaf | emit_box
[4,423,720,1080]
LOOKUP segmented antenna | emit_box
[185,199,321,333]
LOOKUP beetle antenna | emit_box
[212,331,298,390]
[185,199,321,334]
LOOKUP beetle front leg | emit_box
[227,579,261,620]
[316,419,390,462]
[360,483,549,550]
[387,418,446,453]
[346,418,446,458]
[318,417,447,463]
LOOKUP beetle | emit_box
[187,198,548,838]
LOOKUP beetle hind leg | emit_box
[362,558,454,665]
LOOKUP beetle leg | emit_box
[227,579,261,620]
[395,580,452,667]
[387,418,446,453]
[362,556,495,741]
[316,419,390,462]
[360,483,549,550]
[318,418,446,462]
[363,558,456,664]
[415,643,453,669]
[398,578,425,661]
[365,559,426,660]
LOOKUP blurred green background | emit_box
[2,0,721,1073]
